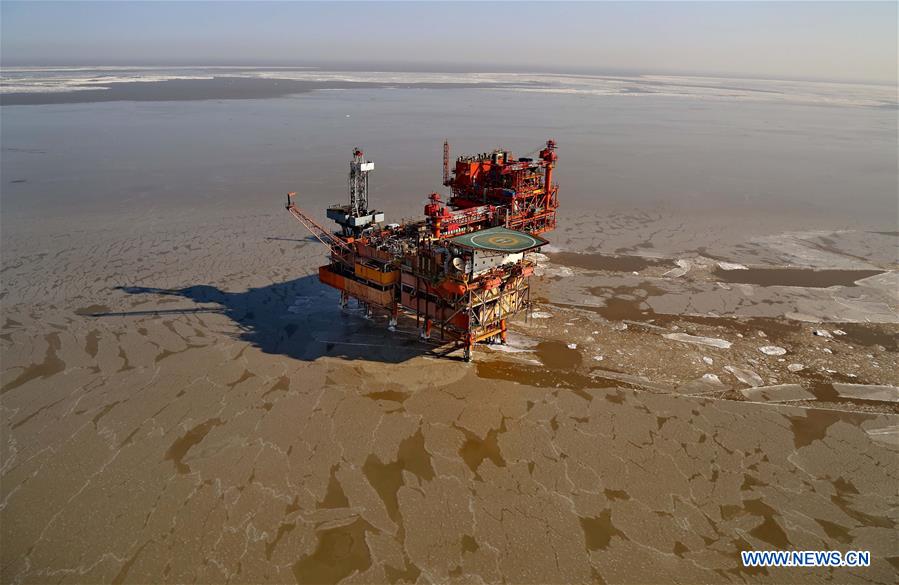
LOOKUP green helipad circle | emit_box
[468,230,539,252]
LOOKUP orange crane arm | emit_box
[285,193,353,254]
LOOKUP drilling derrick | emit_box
[326,148,384,237]
[286,141,559,361]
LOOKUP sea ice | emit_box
[724,366,764,387]
[663,333,732,349]
[741,384,815,403]
[832,384,899,403]
[758,346,787,356]
[866,425,899,447]
[663,259,692,278]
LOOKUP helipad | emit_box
[449,226,548,253]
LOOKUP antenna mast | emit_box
[443,140,450,186]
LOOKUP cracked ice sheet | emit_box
[2,208,898,585]
[543,265,899,325]
[3,316,898,585]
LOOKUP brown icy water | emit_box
[2,208,896,584]
[2,83,898,584]
[711,267,884,288]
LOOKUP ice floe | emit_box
[758,345,787,356]
[832,384,899,403]
[865,425,899,447]
[741,384,815,403]
[724,366,764,387]
[663,333,732,349]
[663,259,692,278]
[717,262,748,271]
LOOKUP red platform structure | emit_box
[286,140,559,361]
[445,139,558,234]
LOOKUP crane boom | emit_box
[285,193,354,254]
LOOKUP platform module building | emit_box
[286,140,559,360]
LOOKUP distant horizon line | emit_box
[1,61,895,87]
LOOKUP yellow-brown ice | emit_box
[2,209,897,584]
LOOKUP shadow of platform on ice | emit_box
[113,274,441,363]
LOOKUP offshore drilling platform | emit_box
[285,140,558,361]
